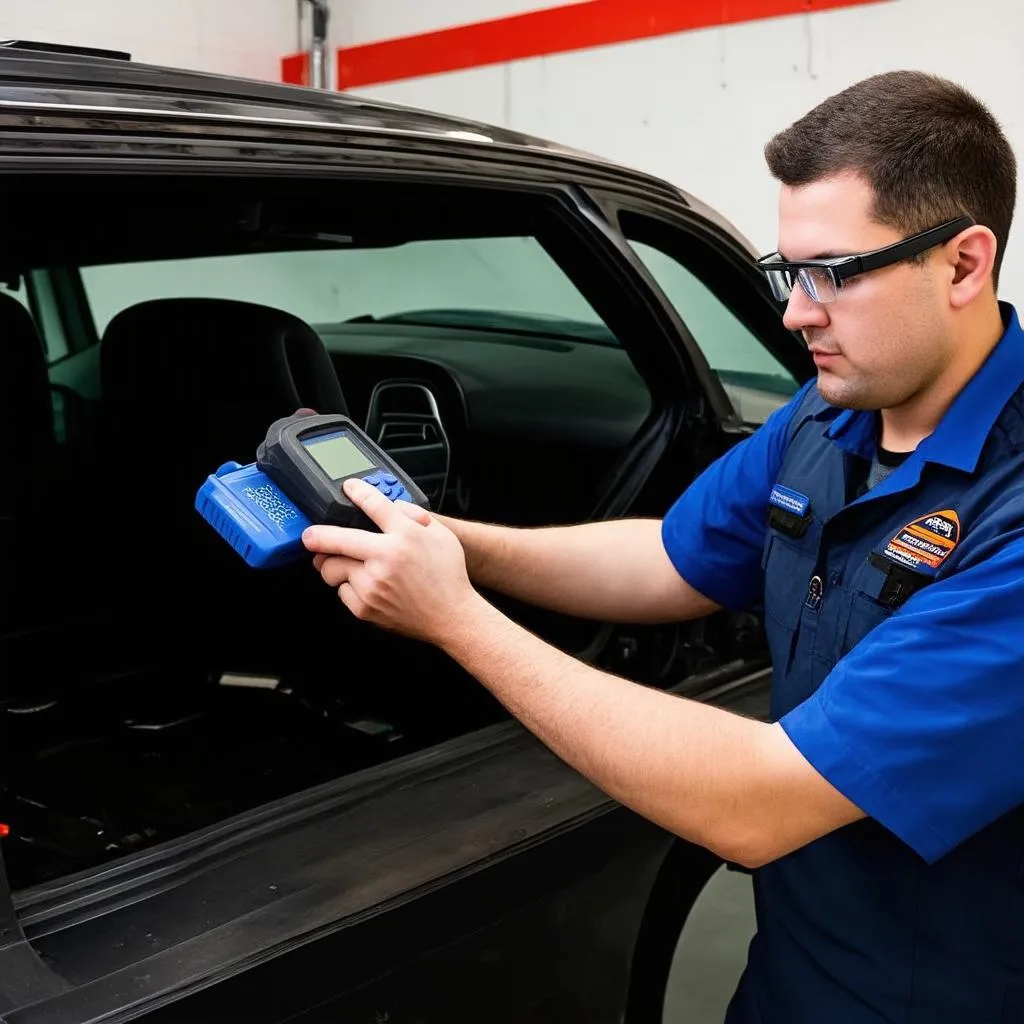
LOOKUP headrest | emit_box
[100,298,348,474]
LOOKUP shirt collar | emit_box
[824,301,1024,473]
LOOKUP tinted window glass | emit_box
[625,236,799,424]
[82,237,608,340]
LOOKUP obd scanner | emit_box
[196,410,429,568]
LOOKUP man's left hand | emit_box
[302,478,477,643]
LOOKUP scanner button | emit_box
[383,475,398,486]
[362,472,382,486]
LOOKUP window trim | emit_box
[584,191,814,411]
[24,267,97,365]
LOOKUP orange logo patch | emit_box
[883,509,960,574]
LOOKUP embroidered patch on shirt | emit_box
[881,509,961,576]
[768,484,811,518]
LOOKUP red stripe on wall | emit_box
[334,0,886,90]
[281,52,310,86]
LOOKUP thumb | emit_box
[394,499,432,527]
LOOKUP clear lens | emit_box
[760,256,794,302]
[760,258,840,304]
[797,266,839,304]
[765,269,792,302]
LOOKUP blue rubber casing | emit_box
[195,461,313,569]
[196,459,421,569]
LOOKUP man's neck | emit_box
[879,302,1005,453]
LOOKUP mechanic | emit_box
[302,70,1024,1023]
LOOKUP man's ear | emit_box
[949,225,998,308]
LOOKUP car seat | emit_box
[99,297,352,681]
[0,293,57,633]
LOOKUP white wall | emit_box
[0,0,295,82]
[330,0,1024,302]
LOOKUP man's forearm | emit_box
[436,594,781,864]
[436,515,718,624]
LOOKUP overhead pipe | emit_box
[296,0,330,89]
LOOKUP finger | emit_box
[395,500,432,527]
[342,477,411,533]
[302,524,384,559]
[318,554,361,588]
[337,581,366,620]
[313,553,327,572]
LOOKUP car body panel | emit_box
[4,669,769,1024]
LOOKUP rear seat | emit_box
[0,294,58,632]
[0,294,127,697]
[98,298,353,680]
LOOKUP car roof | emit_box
[0,42,755,251]
[0,43,575,152]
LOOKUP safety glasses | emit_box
[756,215,975,304]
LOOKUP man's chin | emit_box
[815,372,869,410]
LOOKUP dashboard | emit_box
[316,321,654,526]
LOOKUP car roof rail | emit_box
[0,39,131,61]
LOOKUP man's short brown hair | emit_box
[764,71,1017,286]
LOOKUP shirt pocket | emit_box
[761,527,818,675]
[838,560,894,660]
[761,530,817,625]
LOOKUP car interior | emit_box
[0,174,668,892]
[0,172,798,893]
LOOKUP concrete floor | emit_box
[663,867,756,1024]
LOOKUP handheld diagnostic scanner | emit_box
[195,410,429,568]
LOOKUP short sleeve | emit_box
[781,529,1024,864]
[661,380,814,610]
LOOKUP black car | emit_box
[0,40,811,1024]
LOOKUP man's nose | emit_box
[782,281,830,332]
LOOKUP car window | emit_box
[623,234,800,424]
[80,236,609,341]
[0,273,72,364]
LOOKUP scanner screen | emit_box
[302,431,376,481]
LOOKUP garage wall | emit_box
[324,0,1024,301]
[0,0,295,82]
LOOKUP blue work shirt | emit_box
[663,302,1024,1023]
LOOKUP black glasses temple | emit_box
[843,216,975,277]
[757,216,975,277]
